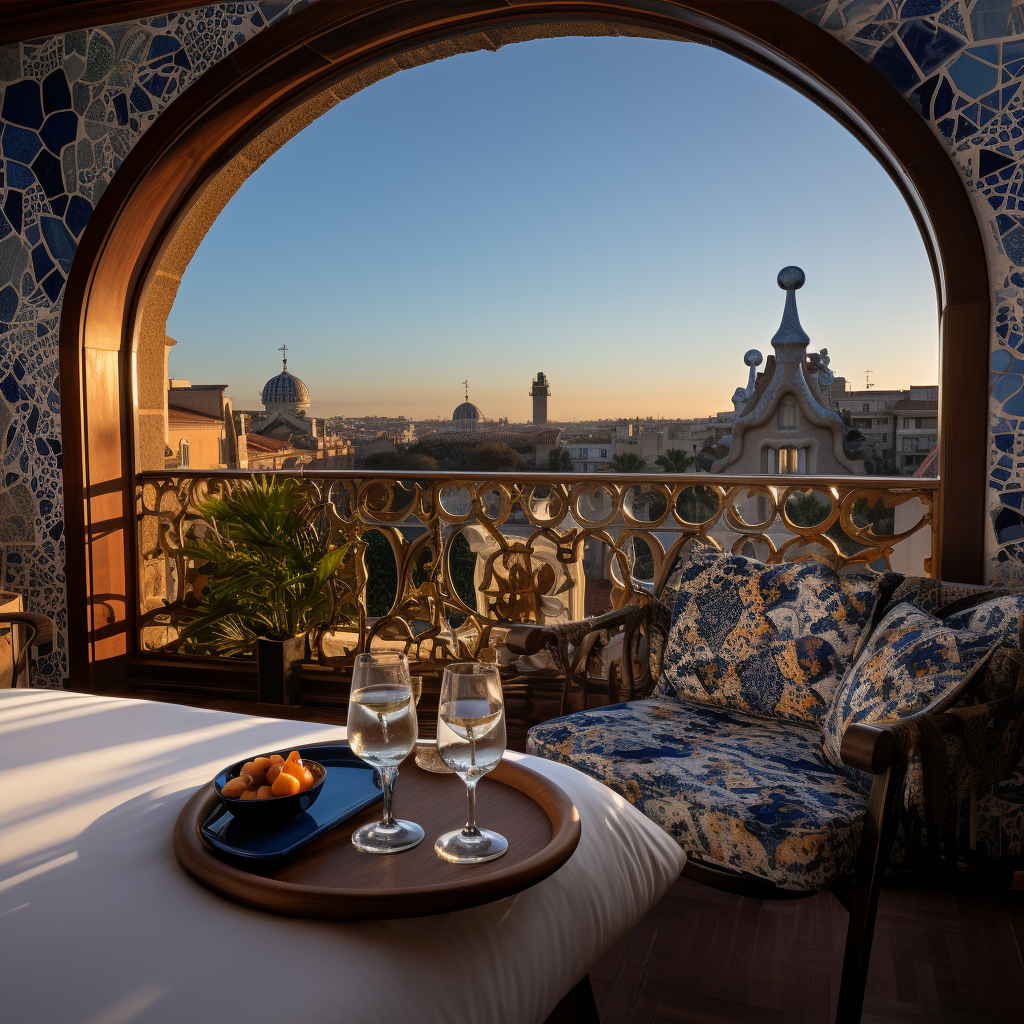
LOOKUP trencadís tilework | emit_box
[2,1,1024,683]
[0,3,310,684]
[657,547,880,724]
[782,0,1024,580]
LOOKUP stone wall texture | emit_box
[0,0,1019,685]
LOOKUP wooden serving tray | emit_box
[174,744,581,919]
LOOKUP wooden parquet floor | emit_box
[590,877,1024,1024]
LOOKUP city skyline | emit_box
[166,36,938,420]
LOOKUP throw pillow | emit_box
[657,547,880,724]
[820,601,1001,768]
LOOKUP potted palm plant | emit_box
[180,475,351,704]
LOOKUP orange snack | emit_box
[286,750,302,763]
[268,754,284,767]
[266,763,282,785]
[240,790,258,800]
[221,774,253,798]
[241,757,272,785]
[296,767,315,792]
[256,785,273,800]
[271,771,301,797]
[281,759,304,780]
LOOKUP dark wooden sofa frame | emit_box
[507,597,1023,1024]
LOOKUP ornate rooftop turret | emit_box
[711,267,861,476]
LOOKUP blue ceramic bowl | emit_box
[214,756,326,828]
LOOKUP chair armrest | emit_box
[502,607,636,656]
[841,691,1024,775]
[0,611,54,650]
[839,723,900,774]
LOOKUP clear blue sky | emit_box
[166,36,938,422]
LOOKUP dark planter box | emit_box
[256,634,306,705]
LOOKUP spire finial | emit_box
[462,378,469,402]
[770,266,809,356]
[279,344,288,372]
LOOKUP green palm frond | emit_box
[178,475,352,656]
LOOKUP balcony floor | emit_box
[591,876,1024,1023]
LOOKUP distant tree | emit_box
[472,442,520,472]
[364,450,438,471]
[677,485,719,523]
[785,490,833,527]
[548,447,573,472]
[656,449,695,473]
[613,452,648,473]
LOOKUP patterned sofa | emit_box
[526,547,1024,1024]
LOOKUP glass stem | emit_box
[380,766,397,828]
[463,722,480,837]
[463,778,480,837]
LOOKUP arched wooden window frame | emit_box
[42,0,988,689]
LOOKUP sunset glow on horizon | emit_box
[167,37,938,422]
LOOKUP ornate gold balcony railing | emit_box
[135,469,938,667]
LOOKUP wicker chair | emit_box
[513,553,1024,1024]
[0,591,55,688]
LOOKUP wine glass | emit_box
[435,662,508,864]
[346,651,424,854]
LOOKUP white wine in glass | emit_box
[347,652,424,854]
[435,662,508,864]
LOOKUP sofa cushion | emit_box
[883,575,998,618]
[820,601,1007,769]
[656,547,880,724]
[527,697,870,891]
[943,592,1024,639]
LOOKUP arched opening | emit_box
[59,1,989,689]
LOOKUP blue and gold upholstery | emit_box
[528,549,1024,890]
[657,547,879,724]
[884,575,997,617]
[527,697,869,891]
[820,602,996,769]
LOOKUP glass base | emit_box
[435,828,508,864]
[352,819,424,854]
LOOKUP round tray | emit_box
[174,745,581,920]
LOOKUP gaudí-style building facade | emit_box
[713,266,861,476]
[0,0,1022,685]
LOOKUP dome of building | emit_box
[261,347,310,414]
[453,400,483,423]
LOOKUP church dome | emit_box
[453,400,483,423]
[261,349,310,413]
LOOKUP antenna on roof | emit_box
[865,370,874,390]
[279,344,288,372]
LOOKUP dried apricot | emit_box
[286,750,302,763]
[295,767,315,792]
[221,774,252,798]
[239,790,258,800]
[271,771,300,797]
[268,754,284,766]
[256,785,273,800]
[241,757,272,785]
[266,763,282,785]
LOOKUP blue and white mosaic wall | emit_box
[1,0,1023,684]
[0,3,309,685]
[783,0,1024,581]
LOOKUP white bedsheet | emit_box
[0,689,684,1024]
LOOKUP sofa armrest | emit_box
[502,607,636,657]
[839,723,900,775]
